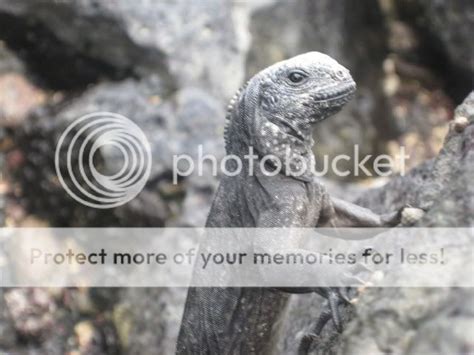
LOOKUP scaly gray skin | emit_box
[176,52,402,355]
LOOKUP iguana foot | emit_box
[320,289,349,333]
[381,205,425,227]
[297,332,319,355]
[298,289,349,353]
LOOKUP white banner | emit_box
[0,228,472,287]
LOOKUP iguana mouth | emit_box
[311,82,356,102]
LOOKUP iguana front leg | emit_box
[255,197,398,348]
[319,196,402,228]
[298,195,424,351]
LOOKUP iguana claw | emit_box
[298,288,350,354]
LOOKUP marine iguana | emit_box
[176,52,405,355]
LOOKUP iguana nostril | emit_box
[335,70,345,79]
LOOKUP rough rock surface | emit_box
[278,92,474,354]
[0,289,16,349]
[356,92,474,224]
[116,288,186,355]
[0,0,250,99]
[11,78,224,227]
[1,0,243,228]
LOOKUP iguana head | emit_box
[227,52,356,181]
[257,52,356,132]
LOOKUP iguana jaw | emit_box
[273,81,356,143]
[307,80,356,123]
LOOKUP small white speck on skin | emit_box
[270,124,279,134]
[265,142,271,148]
[273,139,279,145]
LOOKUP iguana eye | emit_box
[288,71,307,84]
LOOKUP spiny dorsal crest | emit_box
[223,80,250,150]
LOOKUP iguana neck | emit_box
[224,82,316,181]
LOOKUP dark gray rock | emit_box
[279,92,474,354]
[11,78,165,227]
[1,0,244,227]
[356,92,474,226]
[12,78,225,227]
[0,0,250,99]
[118,288,186,355]
[0,290,16,351]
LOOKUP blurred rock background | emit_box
[0,0,472,354]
